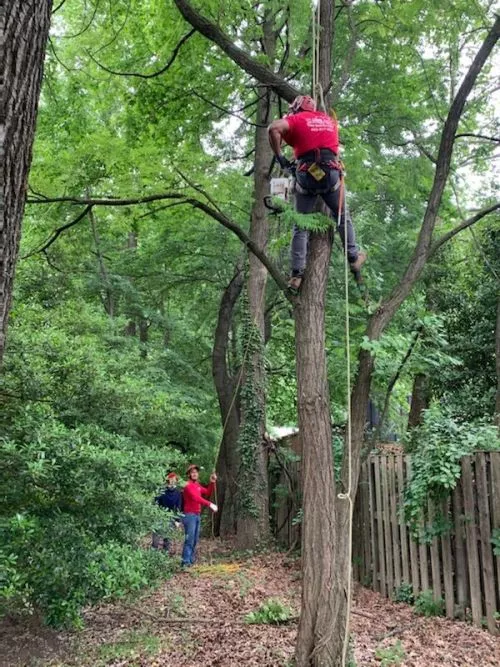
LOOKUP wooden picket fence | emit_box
[353,452,500,634]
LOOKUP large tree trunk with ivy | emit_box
[235,88,273,549]
[213,267,244,536]
[0,0,52,362]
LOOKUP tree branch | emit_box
[173,0,299,102]
[370,15,500,337]
[429,202,500,257]
[25,193,291,297]
[455,132,500,143]
[87,29,196,78]
[190,89,266,127]
[22,205,93,259]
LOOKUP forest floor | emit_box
[2,539,500,667]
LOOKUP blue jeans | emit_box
[182,513,201,566]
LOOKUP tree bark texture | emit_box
[235,88,273,549]
[0,0,53,361]
[212,267,244,536]
[407,373,430,431]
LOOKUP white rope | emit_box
[337,177,354,667]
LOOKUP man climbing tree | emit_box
[268,95,366,289]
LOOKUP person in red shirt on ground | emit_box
[181,464,218,567]
[268,95,366,289]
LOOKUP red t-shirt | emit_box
[182,480,215,514]
[283,111,339,158]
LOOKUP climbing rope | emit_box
[336,175,355,667]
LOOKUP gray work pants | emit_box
[291,167,359,276]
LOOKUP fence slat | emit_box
[389,457,401,590]
[440,498,454,619]
[368,457,379,592]
[361,463,372,586]
[490,452,500,605]
[429,500,442,601]
[396,455,410,585]
[381,456,394,597]
[406,458,420,595]
[374,455,386,596]
[462,456,483,627]
[453,482,469,611]
[419,531,429,592]
[476,452,498,634]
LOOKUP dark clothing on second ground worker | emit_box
[155,487,182,512]
[152,487,183,551]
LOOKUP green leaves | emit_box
[244,597,295,625]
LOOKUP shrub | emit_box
[0,418,183,627]
[394,583,414,604]
[414,590,444,617]
[404,406,499,535]
[244,598,295,625]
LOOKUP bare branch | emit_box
[52,0,68,12]
[190,89,266,127]
[22,205,93,258]
[429,202,500,257]
[173,0,298,102]
[370,15,500,337]
[25,193,291,297]
[87,29,196,78]
[455,132,500,143]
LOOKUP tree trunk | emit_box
[125,230,138,336]
[374,325,422,442]
[89,206,115,317]
[235,87,272,549]
[212,267,244,536]
[407,373,430,430]
[0,0,53,361]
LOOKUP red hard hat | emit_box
[166,471,178,480]
[288,95,316,114]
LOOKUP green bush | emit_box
[414,590,444,617]
[404,406,499,535]
[394,583,414,604]
[244,598,295,625]
[0,418,183,627]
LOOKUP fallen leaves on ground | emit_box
[2,539,499,666]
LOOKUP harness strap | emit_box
[295,174,342,196]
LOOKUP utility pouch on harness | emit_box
[307,162,326,181]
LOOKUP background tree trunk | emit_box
[407,372,431,430]
[0,0,53,361]
[236,87,273,549]
[212,267,244,536]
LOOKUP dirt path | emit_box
[2,541,500,666]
